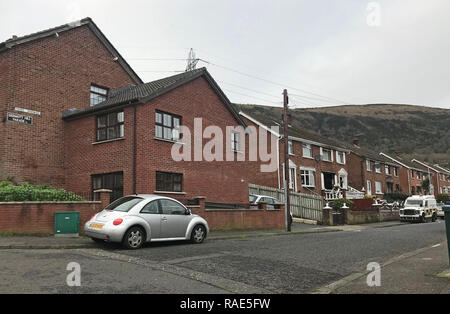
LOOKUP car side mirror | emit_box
[185,208,191,215]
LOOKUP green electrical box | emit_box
[54,212,80,237]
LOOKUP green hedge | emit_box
[437,194,450,204]
[383,192,409,203]
[329,198,354,211]
[0,181,84,202]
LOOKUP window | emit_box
[336,151,346,164]
[155,110,181,141]
[231,132,240,152]
[385,165,390,175]
[96,111,124,141]
[90,84,108,106]
[366,180,372,195]
[366,160,371,171]
[156,171,182,192]
[410,170,414,178]
[416,172,421,180]
[160,199,186,215]
[288,141,293,155]
[301,169,315,187]
[92,172,123,202]
[375,181,382,194]
[375,163,381,173]
[393,167,398,177]
[105,196,143,212]
[302,144,312,158]
[321,148,332,162]
[289,167,296,190]
[140,201,159,214]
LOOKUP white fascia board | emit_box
[238,111,281,138]
[411,159,440,173]
[288,135,350,153]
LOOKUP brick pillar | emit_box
[193,196,206,213]
[94,189,112,209]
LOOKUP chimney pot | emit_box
[353,137,359,146]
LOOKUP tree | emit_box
[421,178,430,195]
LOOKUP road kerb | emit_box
[310,242,446,294]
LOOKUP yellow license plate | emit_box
[90,223,104,229]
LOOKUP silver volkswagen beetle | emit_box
[84,194,209,249]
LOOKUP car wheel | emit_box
[421,214,427,223]
[191,225,206,244]
[122,226,145,249]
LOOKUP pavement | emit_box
[0,221,404,249]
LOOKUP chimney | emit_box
[353,137,360,147]
[11,35,17,40]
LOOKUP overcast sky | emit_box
[1,0,449,109]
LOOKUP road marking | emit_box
[76,248,272,294]
[432,244,441,248]
[163,252,231,265]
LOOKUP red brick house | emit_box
[380,153,432,196]
[238,109,352,201]
[343,140,402,199]
[63,67,285,205]
[0,18,142,187]
[411,159,450,197]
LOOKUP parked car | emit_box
[399,195,438,223]
[437,203,445,220]
[249,194,279,209]
[84,194,209,249]
[249,194,293,219]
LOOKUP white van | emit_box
[400,195,438,223]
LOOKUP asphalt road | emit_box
[0,220,447,293]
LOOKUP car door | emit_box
[159,199,192,239]
[139,200,161,239]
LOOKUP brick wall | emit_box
[0,25,138,187]
[188,197,285,231]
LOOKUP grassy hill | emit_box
[237,104,450,167]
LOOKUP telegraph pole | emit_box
[283,89,292,232]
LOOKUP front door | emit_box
[159,199,192,239]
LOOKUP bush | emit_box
[383,192,408,203]
[329,198,354,211]
[0,181,84,202]
[437,194,450,204]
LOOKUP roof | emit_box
[434,164,450,175]
[63,67,247,127]
[380,153,427,171]
[0,17,142,84]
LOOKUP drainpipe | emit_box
[133,104,137,194]
[277,135,281,189]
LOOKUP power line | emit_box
[198,58,352,105]
[217,80,282,101]
[221,88,282,106]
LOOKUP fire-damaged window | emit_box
[92,171,123,202]
[90,84,108,106]
[155,110,181,141]
[156,171,183,192]
[96,111,124,141]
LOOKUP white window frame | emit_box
[320,147,333,162]
[366,159,371,172]
[366,180,372,196]
[375,163,381,174]
[231,131,240,152]
[375,181,382,194]
[336,151,346,164]
[288,140,294,155]
[302,143,313,158]
[393,167,398,177]
[300,167,316,188]
[338,168,348,189]
[385,165,390,175]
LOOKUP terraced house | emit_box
[238,108,352,201]
[411,159,450,197]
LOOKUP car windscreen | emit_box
[249,195,258,203]
[405,200,423,207]
[105,196,144,212]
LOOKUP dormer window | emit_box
[90,84,108,106]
